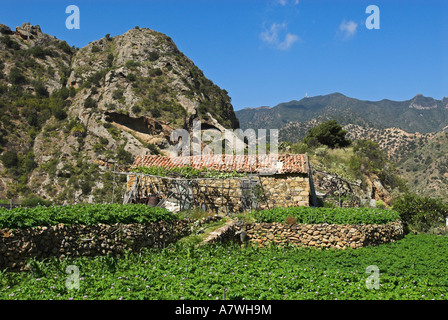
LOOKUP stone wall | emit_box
[0,219,203,271]
[204,220,403,249]
[127,173,310,214]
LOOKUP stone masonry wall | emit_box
[0,219,202,271]
[127,173,310,213]
[204,220,403,249]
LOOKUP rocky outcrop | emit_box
[15,23,42,41]
[312,169,392,206]
[408,94,438,110]
[0,23,240,202]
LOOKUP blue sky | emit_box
[1,0,447,110]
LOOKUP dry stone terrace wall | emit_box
[204,220,404,249]
[127,173,310,214]
[0,218,218,271]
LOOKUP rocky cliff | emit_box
[0,23,239,203]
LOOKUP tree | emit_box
[303,120,351,149]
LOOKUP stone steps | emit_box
[200,220,240,245]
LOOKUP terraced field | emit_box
[1,234,447,300]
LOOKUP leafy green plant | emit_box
[1,234,448,300]
[0,204,177,229]
[250,206,400,225]
[131,165,247,179]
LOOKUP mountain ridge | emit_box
[236,92,448,134]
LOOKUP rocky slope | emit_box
[397,131,448,199]
[0,23,239,203]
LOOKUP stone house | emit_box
[125,154,318,214]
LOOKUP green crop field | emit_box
[1,234,447,300]
[250,206,401,224]
[0,204,176,229]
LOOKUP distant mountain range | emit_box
[236,92,448,199]
[236,92,448,134]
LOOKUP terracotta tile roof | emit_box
[132,154,309,175]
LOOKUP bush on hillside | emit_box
[392,193,448,234]
[21,195,51,207]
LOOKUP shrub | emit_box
[392,193,448,234]
[146,143,161,155]
[107,53,114,67]
[29,46,57,59]
[126,73,137,82]
[80,181,92,195]
[91,45,101,53]
[116,145,133,164]
[21,195,51,207]
[1,35,20,50]
[69,86,76,98]
[148,51,159,62]
[9,67,27,85]
[53,107,67,120]
[112,88,124,100]
[150,107,161,118]
[125,60,140,70]
[149,68,162,77]
[84,97,97,109]
[375,199,386,209]
[131,105,141,114]
[56,41,73,54]
[1,151,19,168]
[33,81,49,97]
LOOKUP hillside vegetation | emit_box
[397,131,448,199]
[281,120,407,205]
[0,23,239,204]
[237,93,448,200]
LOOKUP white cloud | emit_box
[260,23,285,44]
[276,0,299,5]
[339,20,358,39]
[278,33,299,50]
[260,23,299,50]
